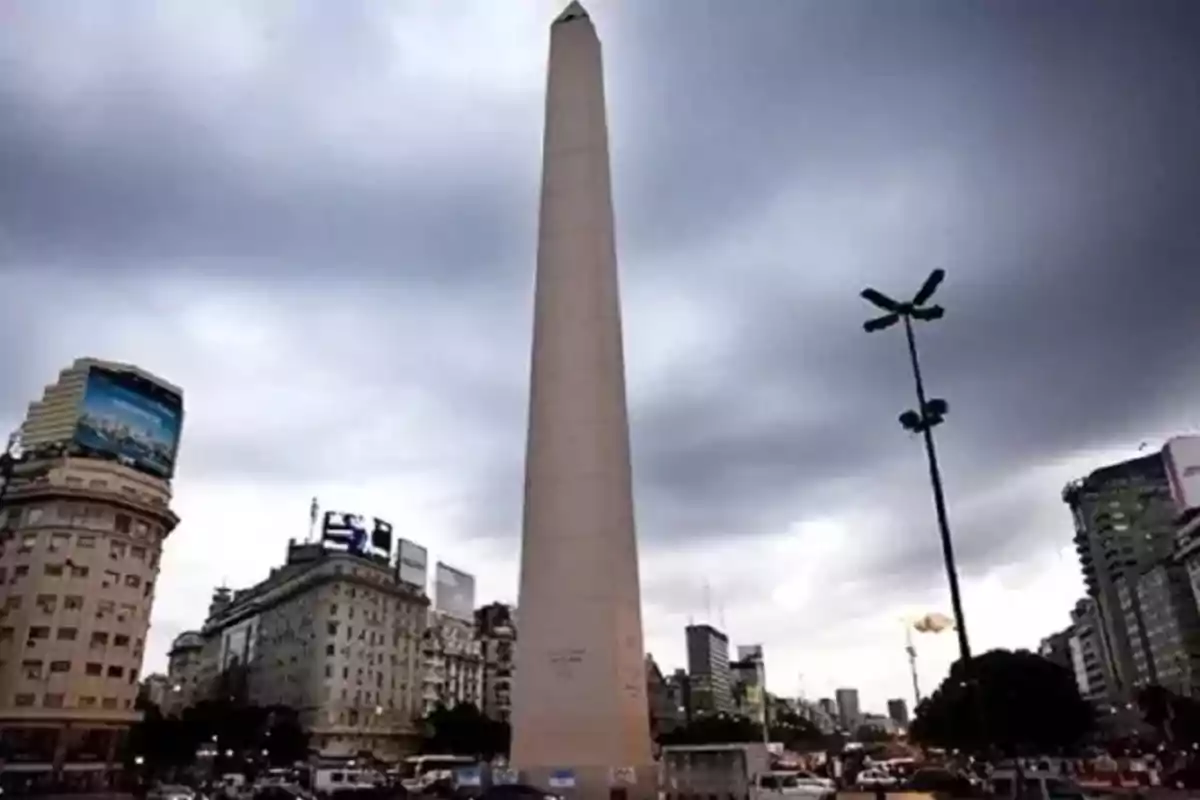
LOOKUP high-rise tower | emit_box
[511,2,654,796]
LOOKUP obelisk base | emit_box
[519,764,658,800]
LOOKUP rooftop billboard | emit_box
[73,366,183,479]
[396,539,428,591]
[435,562,476,620]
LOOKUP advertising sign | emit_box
[396,539,429,591]
[435,562,476,620]
[452,767,482,788]
[321,511,393,558]
[548,770,576,789]
[1164,436,1200,513]
[219,615,259,670]
[73,366,183,479]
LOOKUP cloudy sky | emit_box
[3,0,1200,714]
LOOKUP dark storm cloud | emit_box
[3,0,1200,611]
[615,0,1200,553]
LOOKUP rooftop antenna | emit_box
[703,580,712,624]
[717,596,726,630]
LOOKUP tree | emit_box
[421,703,509,759]
[658,714,762,746]
[1137,685,1200,745]
[909,648,1093,755]
[853,724,893,743]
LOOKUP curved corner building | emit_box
[0,358,184,791]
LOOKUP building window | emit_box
[78,536,96,549]
[131,546,147,561]
[22,660,43,679]
[110,542,127,559]
[106,665,123,678]
[57,628,78,641]
[49,661,70,674]
[326,644,335,656]
[90,632,108,648]
[0,627,13,642]
[97,600,115,619]
[14,693,35,707]
[103,571,119,588]
[28,627,50,641]
[49,534,71,552]
[14,565,28,579]
[4,596,20,612]
[85,663,102,676]
[69,564,89,579]
[78,696,96,708]
[44,564,64,577]
[36,595,56,614]
[115,514,131,534]
[101,697,117,709]
[124,575,141,589]
[18,534,36,553]
[64,595,83,611]
[328,622,338,636]
[114,635,130,648]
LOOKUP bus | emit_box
[398,755,477,792]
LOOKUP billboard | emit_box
[737,644,764,662]
[396,539,428,591]
[321,511,394,558]
[435,562,476,620]
[1164,436,1200,513]
[219,615,259,671]
[73,366,183,479]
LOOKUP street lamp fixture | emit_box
[860,269,972,665]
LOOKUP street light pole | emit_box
[901,314,971,664]
[860,269,972,664]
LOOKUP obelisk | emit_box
[511,2,654,798]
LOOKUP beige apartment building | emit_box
[0,457,178,785]
[162,630,206,715]
[0,358,183,790]
[197,541,429,760]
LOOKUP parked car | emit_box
[149,785,201,800]
[754,771,835,799]
[854,769,898,790]
[988,769,1087,800]
[904,767,979,796]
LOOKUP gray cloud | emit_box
[2,0,1200,682]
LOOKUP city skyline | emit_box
[2,0,1200,715]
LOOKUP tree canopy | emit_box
[126,697,309,775]
[909,648,1093,755]
[1137,684,1200,745]
[420,703,510,759]
[657,710,824,752]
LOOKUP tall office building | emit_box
[1067,598,1117,702]
[1065,452,1177,698]
[835,687,861,731]
[686,624,733,716]
[1117,562,1200,696]
[0,358,184,789]
[886,698,910,728]
[509,3,654,796]
[200,540,429,760]
[475,602,517,722]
